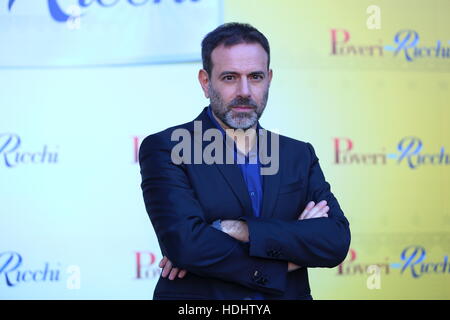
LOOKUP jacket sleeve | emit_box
[139,133,288,295]
[241,142,351,268]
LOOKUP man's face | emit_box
[202,42,272,130]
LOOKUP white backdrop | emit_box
[0,0,223,299]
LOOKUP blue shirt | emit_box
[206,106,263,218]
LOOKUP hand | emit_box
[220,220,249,242]
[288,200,330,272]
[299,200,329,220]
[159,256,187,280]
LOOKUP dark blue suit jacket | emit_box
[139,107,351,300]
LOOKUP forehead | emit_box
[210,42,268,75]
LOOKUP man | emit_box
[139,23,350,300]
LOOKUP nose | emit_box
[237,77,251,98]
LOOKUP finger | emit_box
[178,270,187,278]
[308,205,329,219]
[169,267,179,280]
[309,205,329,218]
[303,201,326,219]
[299,201,315,220]
[303,200,327,219]
[159,256,168,268]
[161,260,172,278]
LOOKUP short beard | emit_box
[208,83,268,130]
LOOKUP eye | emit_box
[251,74,264,80]
[223,75,235,81]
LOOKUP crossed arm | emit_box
[160,200,330,280]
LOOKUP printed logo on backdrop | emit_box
[135,251,160,279]
[0,133,59,168]
[337,246,450,279]
[337,248,390,290]
[8,0,203,23]
[337,248,391,277]
[331,29,450,60]
[391,246,450,279]
[2,0,223,67]
[337,246,449,290]
[329,28,450,71]
[0,251,80,289]
[333,136,449,169]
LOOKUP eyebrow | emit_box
[219,71,266,78]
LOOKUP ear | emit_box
[198,69,210,99]
[268,68,273,87]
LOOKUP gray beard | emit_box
[223,109,259,129]
[208,84,268,130]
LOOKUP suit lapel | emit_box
[214,164,255,217]
[260,130,281,219]
[261,168,280,219]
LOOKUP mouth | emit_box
[231,105,255,112]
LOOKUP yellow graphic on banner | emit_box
[226,0,449,299]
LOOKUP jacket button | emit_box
[252,271,260,282]
[257,277,268,286]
